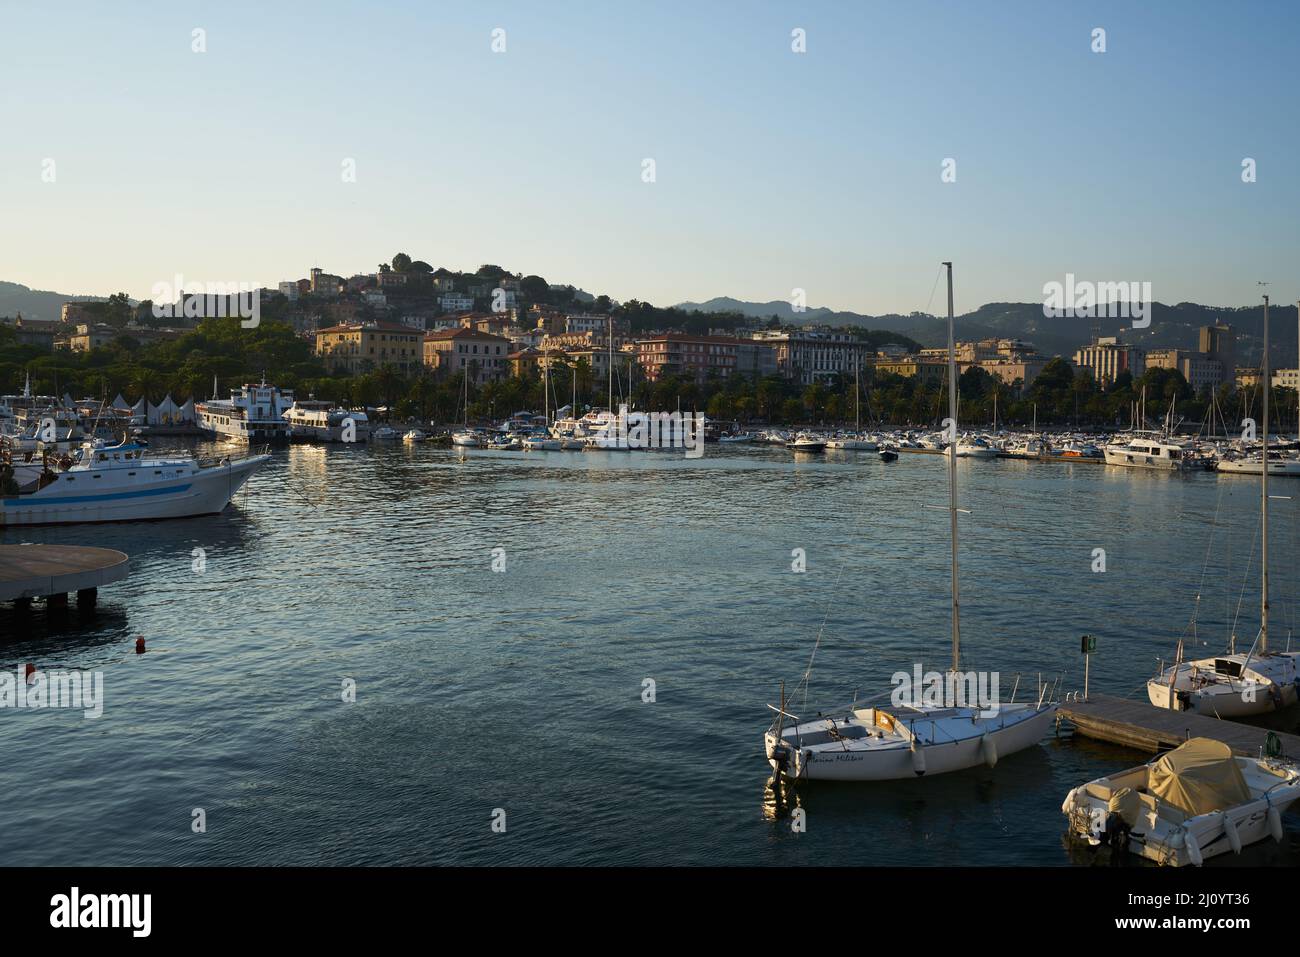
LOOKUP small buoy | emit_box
[1268,806,1284,842]
[1184,829,1203,867]
[24,663,35,681]
[135,637,146,654]
[980,732,998,768]
[1223,813,1242,855]
[910,739,926,776]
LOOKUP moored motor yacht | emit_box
[789,432,827,453]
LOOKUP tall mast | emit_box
[944,261,960,673]
[855,360,860,431]
[1261,293,1270,654]
[607,315,614,413]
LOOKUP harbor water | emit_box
[2,441,1298,866]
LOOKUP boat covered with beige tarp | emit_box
[1061,737,1300,865]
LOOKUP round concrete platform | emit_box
[0,544,130,602]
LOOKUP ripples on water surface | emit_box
[3,441,1299,866]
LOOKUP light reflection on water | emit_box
[1,440,1298,865]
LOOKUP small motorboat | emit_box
[451,429,481,447]
[1061,737,1300,866]
[371,426,399,441]
[719,432,754,444]
[879,447,899,462]
[789,432,827,453]
[402,429,427,443]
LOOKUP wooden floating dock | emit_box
[0,544,130,608]
[1059,693,1300,759]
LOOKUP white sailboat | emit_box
[763,262,1058,781]
[826,362,876,450]
[1147,292,1300,715]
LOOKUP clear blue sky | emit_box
[1,0,1296,314]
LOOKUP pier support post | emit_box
[45,592,68,610]
[13,597,31,614]
[76,587,98,610]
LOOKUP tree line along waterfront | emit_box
[0,314,1295,433]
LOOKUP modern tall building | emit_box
[1072,336,1145,387]
[1198,323,1236,380]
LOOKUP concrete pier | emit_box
[0,544,130,605]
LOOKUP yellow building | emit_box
[423,328,511,384]
[315,322,423,375]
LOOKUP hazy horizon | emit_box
[3,0,1297,313]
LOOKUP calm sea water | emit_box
[3,440,1299,866]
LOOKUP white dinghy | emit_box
[764,262,1058,782]
[1062,737,1300,866]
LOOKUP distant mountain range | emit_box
[675,296,1300,366]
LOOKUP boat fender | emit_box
[980,732,998,768]
[1183,828,1203,867]
[1268,805,1284,843]
[910,739,926,776]
[1222,813,1242,855]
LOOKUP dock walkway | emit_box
[0,544,129,605]
[1059,693,1300,759]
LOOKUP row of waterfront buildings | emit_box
[4,290,1295,397]
[1071,323,1297,394]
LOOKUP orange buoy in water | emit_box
[135,637,146,654]
[25,663,35,681]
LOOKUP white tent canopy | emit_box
[111,393,131,410]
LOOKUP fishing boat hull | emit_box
[1,454,270,526]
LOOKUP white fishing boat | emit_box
[764,262,1057,782]
[283,399,370,443]
[196,379,293,445]
[1,438,269,526]
[1061,737,1300,866]
[1148,294,1300,715]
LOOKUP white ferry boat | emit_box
[283,399,369,443]
[196,381,294,444]
[1103,431,1200,470]
[1,438,269,526]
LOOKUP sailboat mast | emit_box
[607,315,614,413]
[1261,293,1270,654]
[944,261,960,673]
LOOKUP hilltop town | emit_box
[0,255,1294,429]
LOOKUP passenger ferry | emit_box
[283,399,370,443]
[196,381,294,444]
[1,438,270,526]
